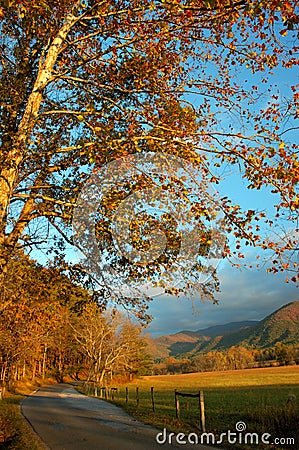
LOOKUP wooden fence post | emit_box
[126,387,129,404]
[174,389,206,431]
[136,387,139,407]
[175,389,180,419]
[151,386,155,413]
[111,388,118,400]
[199,390,206,432]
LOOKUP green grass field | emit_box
[100,366,299,449]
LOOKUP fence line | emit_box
[82,383,205,431]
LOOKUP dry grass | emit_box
[102,365,299,449]
[0,378,55,449]
[142,365,299,388]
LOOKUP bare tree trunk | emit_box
[14,365,18,381]
[0,361,7,398]
[99,369,106,386]
[22,362,26,380]
[42,345,48,380]
[32,360,37,381]
[57,347,64,383]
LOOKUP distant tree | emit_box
[71,303,151,385]
[226,346,255,370]
[275,342,294,366]
[117,322,152,379]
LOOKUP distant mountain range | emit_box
[149,301,299,359]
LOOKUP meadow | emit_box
[1,365,298,449]
[98,366,299,449]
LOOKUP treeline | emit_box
[0,254,152,396]
[153,343,299,375]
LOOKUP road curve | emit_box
[22,384,218,450]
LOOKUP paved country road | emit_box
[22,384,219,450]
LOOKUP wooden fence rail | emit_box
[174,389,205,432]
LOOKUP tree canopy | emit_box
[0,0,298,320]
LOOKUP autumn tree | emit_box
[0,253,152,391]
[0,1,298,318]
[71,303,151,385]
[117,322,152,379]
[0,254,91,390]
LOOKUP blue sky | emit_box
[145,137,298,336]
[142,56,297,337]
[146,71,298,337]
[145,166,298,337]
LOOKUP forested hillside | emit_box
[151,301,299,359]
[0,254,152,396]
